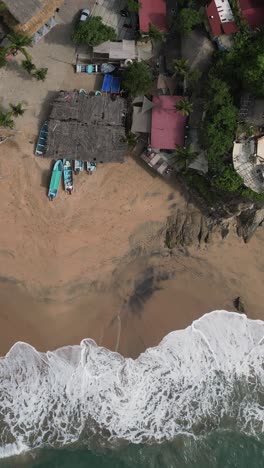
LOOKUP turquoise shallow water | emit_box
[2,432,264,468]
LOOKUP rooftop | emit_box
[206,0,237,37]
[93,40,137,61]
[139,0,168,33]
[207,0,264,37]
[151,96,187,150]
[233,139,264,193]
[45,92,127,162]
[3,0,42,25]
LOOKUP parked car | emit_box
[80,9,91,22]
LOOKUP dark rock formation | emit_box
[233,296,247,314]
[165,208,214,248]
[236,207,264,243]
[165,204,264,249]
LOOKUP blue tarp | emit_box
[111,76,121,94]
[101,74,121,93]
[102,74,112,92]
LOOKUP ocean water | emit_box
[1,310,264,467]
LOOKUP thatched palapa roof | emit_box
[46,92,127,162]
[3,0,42,24]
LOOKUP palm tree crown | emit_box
[7,33,33,60]
[172,58,189,77]
[171,145,198,172]
[175,98,193,117]
[0,111,15,129]
[33,67,48,81]
[10,102,25,117]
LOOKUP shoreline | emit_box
[0,225,263,358]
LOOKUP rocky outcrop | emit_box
[165,208,214,248]
[165,204,264,249]
[236,207,264,243]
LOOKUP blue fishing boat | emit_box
[63,159,74,194]
[86,161,97,175]
[48,159,63,201]
[35,121,48,155]
[73,160,84,174]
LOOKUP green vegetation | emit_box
[172,58,189,78]
[171,145,198,173]
[127,0,141,13]
[177,8,202,35]
[203,77,238,170]
[122,61,154,96]
[7,33,33,60]
[125,131,138,147]
[33,67,48,81]
[21,58,36,74]
[145,24,165,42]
[9,103,25,117]
[213,166,243,192]
[0,102,25,129]
[175,98,193,116]
[72,16,116,46]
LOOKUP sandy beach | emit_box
[0,7,264,359]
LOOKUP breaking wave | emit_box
[1,310,264,459]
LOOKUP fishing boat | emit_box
[35,121,48,155]
[63,159,74,194]
[86,160,97,175]
[73,160,84,174]
[48,159,63,201]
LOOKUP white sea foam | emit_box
[1,310,264,458]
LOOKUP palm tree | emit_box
[0,111,15,129]
[172,58,189,78]
[21,58,36,74]
[147,24,165,42]
[175,98,193,117]
[33,67,48,81]
[125,131,138,147]
[10,102,26,117]
[6,32,33,59]
[171,145,198,173]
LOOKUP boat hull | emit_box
[48,160,63,200]
[63,160,74,193]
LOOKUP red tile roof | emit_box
[151,96,187,150]
[207,0,264,37]
[139,0,168,33]
[206,1,237,37]
[239,0,264,29]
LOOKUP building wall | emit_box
[2,0,63,35]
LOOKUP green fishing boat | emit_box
[48,159,63,201]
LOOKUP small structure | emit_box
[240,97,264,128]
[151,96,187,150]
[45,92,127,162]
[187,98,208,175]
[93,40,137,64]
[207,0,264,41]
[233,138,264,193]
[131,96,154,134]
[1,0,62,41]
[139,0,168,32]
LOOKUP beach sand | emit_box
[0,21,263,359]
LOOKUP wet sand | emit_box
[0,225,263,358]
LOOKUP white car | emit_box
[80,9,91,22]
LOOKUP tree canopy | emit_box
[72,16,116,46]
[177,8,202,34]
[127,0,141,13]
[122,61,154,96]
[203,78,238,169]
